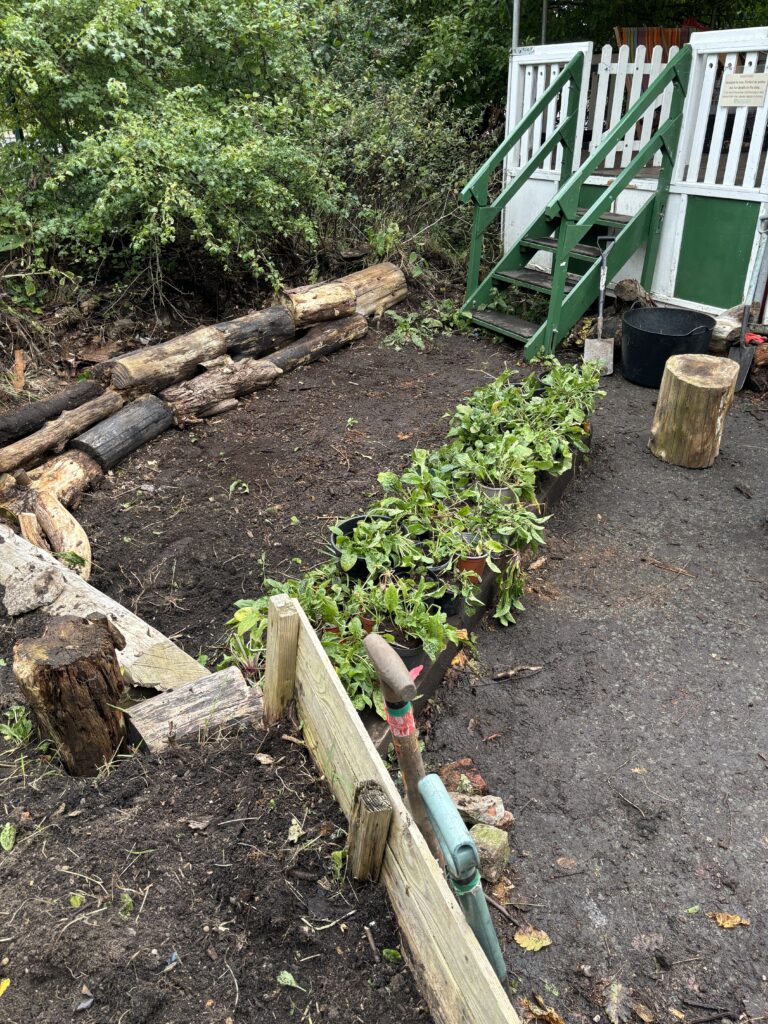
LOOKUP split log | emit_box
[108,326,228,393]
[0,391,124,475]
[0,380,104,447]
[13,614,127,776]
[161,356,282,424]
[648,354,738,468]
[126,667,262,752]
[217,306,295,358]
[33,491,91,579]
[281,281,356,328]
[71,394,174,469]
[265,314,367,373]
[0,525,208,690]
[347,780,393,882]
[18,511,49,550]
[709,301,762,353]
[338,263,408,317]
[27,450,103,509]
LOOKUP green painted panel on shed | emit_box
[675,195,759,308]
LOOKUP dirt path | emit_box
[429,375,768,1021]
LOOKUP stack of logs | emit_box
[0,263,407,577]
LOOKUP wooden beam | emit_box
[126,667,262,752]
[347,780,393,882]
[289,600,517,1024]
[0,525,208,691]
[263,594,300,724]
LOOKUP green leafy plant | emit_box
[0,705,34,746]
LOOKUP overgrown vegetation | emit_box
[226,358,602,714]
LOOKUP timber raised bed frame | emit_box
[263,596,519,1024]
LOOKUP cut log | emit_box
[108,326,228,392]
[18,511,49,551]
[161,357,282,425]
[0,391,124,475]
[613,279,653,305]
[33,490,91,580]
[217,306,295,358]
[710,316,742,354]
[13,614,127,776]
[126,667,262,752]
[347,780,393,882]
[338,263,408,317]
[265,314,367,373]
[0,380,105,447]
[0,525,208,690]
[71,394,174,469]
[648,354,738,468]
[27,451,103,509]
[281,281,356,328]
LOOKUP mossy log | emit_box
[648,354,738,469]
[13,614,127,776]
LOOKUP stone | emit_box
[450,793,514,829]
[438,757,488,796]
[470,823,510,883]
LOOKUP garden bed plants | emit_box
[226,359,602,720]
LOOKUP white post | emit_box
[512,0,520,49]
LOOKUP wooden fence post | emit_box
[263,594,300,723]
[347,780,393,882]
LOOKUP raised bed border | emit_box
[364,440,590,752]
[263,595,519,1024]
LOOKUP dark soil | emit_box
[0,328,517,1024]
[0,726,429,1024]
[73,328,515,659]
[430,373,768,1023]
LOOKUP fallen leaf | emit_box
[397,432,413,441]
[490,877,515,903]
[0,978,9,998]
[287,817,305,843]
[382,948,402,963]
[520,995,565,1024]
[187,819,211,832]
[669,1009,685,1020]
[529,556,547,572]
[277,970,305,991]
[0,822,16,852]
[605,981,631,1024]
[706,911,750,929]
[555,856,578,872]
[254,753,274,765]
[514,925,552,952]
[685,905,700,914]
[451,650,469,668]
[483,732,502,742]
[631,767,647,774]
[633,1002,654,1023]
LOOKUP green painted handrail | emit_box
[461,51,584,301]
[545,45,692,221]
[460,50,584,207]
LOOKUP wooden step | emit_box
[470,310,539,341]
[493,268,581,294]
[576,208,631,226]
[522,237,601,260]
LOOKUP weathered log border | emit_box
[263,596,519,1024]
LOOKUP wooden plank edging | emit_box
[288,599,518,1024]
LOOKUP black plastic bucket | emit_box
[621,307,716,388]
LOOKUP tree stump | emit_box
[13,614,127,776]
[648,354,738,469]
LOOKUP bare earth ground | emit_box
[431,372,768,1022]
[1,327,766,1023]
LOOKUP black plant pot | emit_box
[329,513,389,580]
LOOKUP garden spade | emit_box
[583,236,614,375]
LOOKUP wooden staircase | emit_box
[459,48,692,358]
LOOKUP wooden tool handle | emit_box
[364,634,417,703]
